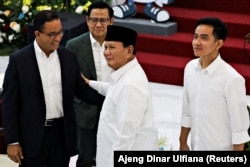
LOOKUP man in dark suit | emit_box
[66,2,114,167]
[1,10,103,167]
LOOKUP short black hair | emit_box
[87,1,114,18]
[196,17,228,41]
[33,10,59,32]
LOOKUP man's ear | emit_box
[216,39,224,49]
[127,45,133,54]
[34,30,40,38]
[110,17,114,25]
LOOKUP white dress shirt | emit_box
[90,33,111,82]
[89,58,158,167]
[182,55,250,150]
[34,40,63,119]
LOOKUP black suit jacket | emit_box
[1,43,103,157]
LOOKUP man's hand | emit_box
[179,143,190,151]
[7,144,23,164]
[81,73,90,84]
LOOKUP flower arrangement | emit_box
[158,134,172,151]
[0,0,102,55]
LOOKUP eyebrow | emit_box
[194,33,209,37]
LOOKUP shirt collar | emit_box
[89,33,101,47]
[196,55,222,75]
[206,55,222,75]
[110,58,137,82]
[34,39,57,58]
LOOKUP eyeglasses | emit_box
[39,29,64,39]
[88,17,110,25]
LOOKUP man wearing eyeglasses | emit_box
[66,2,114,167]
[1,10,104,167]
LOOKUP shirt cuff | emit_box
[181,116,191,127]
[89,80,98,90]
[232,130,250,144]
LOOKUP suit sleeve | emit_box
[73,57,105,106]
[1,55,20,145]
[75,76,105,106]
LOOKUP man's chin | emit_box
[194,54,200,58]
[52,44,60,50]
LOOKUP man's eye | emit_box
[49,33,57,37]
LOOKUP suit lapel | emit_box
[82,33,97,80]
[28,45,44,95]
